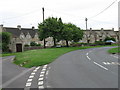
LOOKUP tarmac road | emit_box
[46,47,119,88]
[1,47,119,89]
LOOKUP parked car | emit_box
[105,40,115,43]
[105,40,115,45]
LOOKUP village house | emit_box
[0,25,40,52]
[0,25,119,52]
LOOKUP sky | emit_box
[0,0,119,30]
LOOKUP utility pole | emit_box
[85,18,88,30]
[42,7,46,48]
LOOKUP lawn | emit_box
[2,44,118,68]
[108,47,120,54]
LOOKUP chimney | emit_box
[112,28,114,31]
[32,26,35,30]
[0,24,3,32]
[17,25,21,30]
[90,28,92,30]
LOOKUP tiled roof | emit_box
[4,27,38,38]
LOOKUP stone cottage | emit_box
[0,25,40,52]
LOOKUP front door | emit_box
[16,44,22,52]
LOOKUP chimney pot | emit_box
[32,26,35,30]
[17,25,21,30]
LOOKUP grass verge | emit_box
[2,44,118,68]
[108,47,120,54]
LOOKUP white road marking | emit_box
[35,66,40,70]
[40,74,44,77]
[93,62,108,70]
[33,69,37,72]
[46,70,49,75]
[41,71,45,74]
[42,68,46,71]
[38,81,44,85]
[27,79,33,82]
[38,86,44,89]
[111,55,118,59]
[31,72,35,75]
[29,76,34,78]
[106,62,110,65]
[87,56,91,60]
[43,65,48,69]
[86,53,89,56]
[39,78,44,81]
[26,82,31,87]
[103,62,107,65]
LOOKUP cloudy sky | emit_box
[0,0,119,30]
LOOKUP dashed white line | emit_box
[46,70,49,75]
[29,75,34,78]
[86,53,89,56]
[26,82,32,87]
[93,62,108,70]
[40,74,44,77]
[41,71,45,74]
[38,81,44,85]
[38,86,44,89]
[31,72,36,75]
[42,68,46,71]
[87,56,91,60]
[33,69,38,72]
[27,79,33,82]
[26,66,41,88]
[39,78,44,81]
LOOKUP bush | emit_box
[24,44,29,47]
[30,42,37,46]
[36,44,41,46]
[104,37,116,42]
[95,41,105,45]
[0,32,12,52]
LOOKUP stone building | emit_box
[0,25,39,52]
[0,25,119,52]
[82,28,119,43]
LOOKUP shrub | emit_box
[30,42,37,46]
[24,44,29,47]
[0,32,12,52]
[95,41,105,45]
[104,37,116,42]
[36,44,41,46]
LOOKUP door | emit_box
[16,44,22,52]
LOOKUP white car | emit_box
[105,40,116,43]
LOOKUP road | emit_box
[1,47,119,89]
[46,47,118,88]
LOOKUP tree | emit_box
[0,32,11,52]
[38,17,63,47]
[38,22,50,48]
[61,23,83,47]
[61,23,73,47]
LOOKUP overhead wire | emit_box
[88,0,118,19]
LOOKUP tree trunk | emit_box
[53,38,56,47]
[43,39,46,48]
[66,40,69,47]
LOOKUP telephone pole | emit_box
[85,18,88,30]
[42,7,46,48]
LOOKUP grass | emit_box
[108,47,120,54]
[1,44,118,68]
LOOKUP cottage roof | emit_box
[4,27,38,38]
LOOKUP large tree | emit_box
[38,17,63,47]
[61,23,83,47]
